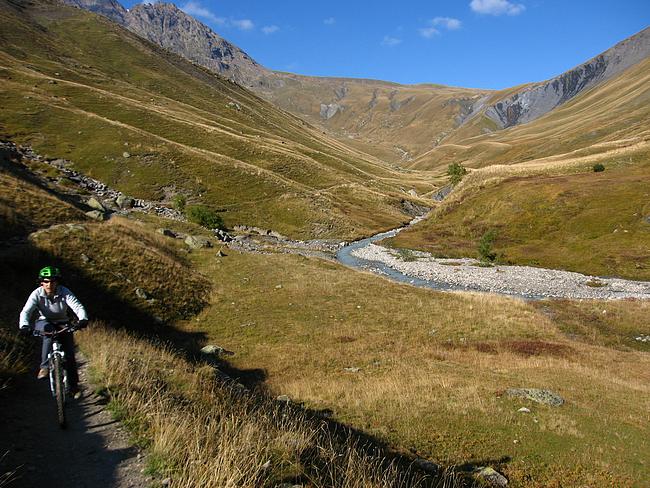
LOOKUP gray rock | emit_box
[320,103,342,120]
[475,467,508,487]
[157,228,177,238]
[86,197,105,212]
[135,288,149,300]
[185,235,212,249]
[116,195,135,209]
[102,198,118,211]
[200,345,234,357]
[343,367,361,373]
[413,458,440,474]
[276,395,291,403]
[85,210,105,221]
[122,151,131,158]
[506,388,564,407]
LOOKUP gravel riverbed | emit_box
[351,243,650,300]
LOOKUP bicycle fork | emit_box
[48,342,67,397]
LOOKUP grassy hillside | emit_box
[0,0,435,240]
[0,151,444,487]
[387,152,650,280]
[410,58,650,172]
[184,242,649,487]
[2,129,648,487]
[260,73,489,163]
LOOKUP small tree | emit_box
[478,229,497,262]
[447,163,467,186]
[185,205,224,230]
[593,163,605,173]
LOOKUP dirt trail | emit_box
[0,356,147,488]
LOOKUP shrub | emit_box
[447,163,467,186]
[172,194,186,212]
[478,229,497,262]
[185,205,224,230]
[593,163,605,172]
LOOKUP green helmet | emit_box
[38,266,62,280]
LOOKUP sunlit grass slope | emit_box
[263,73,489,163]
[388,154,650,280]
[0,0,434,239]
[0,151,447,488]
[411,58,650,171]
[186,246,650,487]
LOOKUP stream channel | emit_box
[335,216,650,301]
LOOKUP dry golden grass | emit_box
[28,217,210,322]
[0,164,86,238]
[78,325,447,488]
[187,248,650,487]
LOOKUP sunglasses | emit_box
[41,279,58,283]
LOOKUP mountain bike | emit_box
[34,323,77,428]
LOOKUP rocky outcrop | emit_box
[320,103,343,120]
[486,27,650,128]
[60,0,271,87]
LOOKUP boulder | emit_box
[87,197,105,212]
[116,195,135,209]
[85,210,105,221]
[200,345,234,357]
[157,228,177,238]
[475,467,508,487]
[413,458,440,475]
[276,395,291,404]
[134,288,149,300]
[185,235,212,249]
[505,388,564,407]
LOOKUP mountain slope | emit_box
[0,0,432,239]
[483,27,650,129]
[61,0,270,86]
[58,0,649,166]
[410,55,650,171]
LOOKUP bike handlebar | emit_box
[32,324,76,337]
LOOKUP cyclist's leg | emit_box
[34,320,54,369]
[60,332,79,391]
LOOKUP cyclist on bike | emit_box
[19,266,89,398]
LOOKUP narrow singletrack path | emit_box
[0,356,147,488]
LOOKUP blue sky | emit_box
[123,0,649,89]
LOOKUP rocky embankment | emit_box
[351,243,650,300]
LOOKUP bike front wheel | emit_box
[53,355,66,428]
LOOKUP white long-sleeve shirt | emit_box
[19,286,88,328]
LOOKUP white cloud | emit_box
[324,17,336,25]
[232,19,255,31]
[262,25,279,35]
[419,27,439,39]
[180,1,225,25]
[432,17,462,30]
[419,16,461,38]
[381,36,402,47]
[470,0,525,16]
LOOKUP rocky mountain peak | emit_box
[60,0,269,86]
[485,27,650,128]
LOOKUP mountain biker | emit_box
[18,266,89,399]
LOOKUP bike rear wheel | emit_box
[53,355,66,428]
